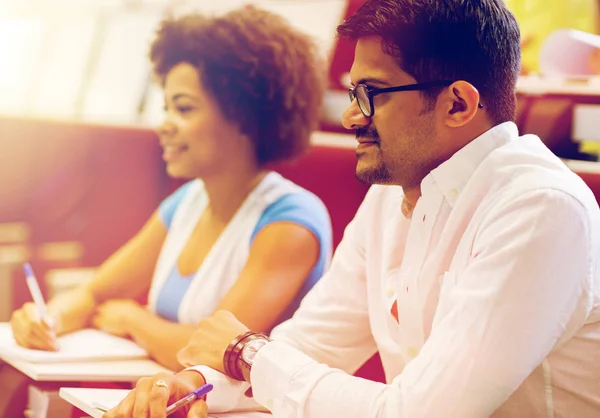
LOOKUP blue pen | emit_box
[23,263,54,327]
[165,383,213,416]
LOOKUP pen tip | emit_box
[23,263,34,278]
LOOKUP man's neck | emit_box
[401,187,421,219]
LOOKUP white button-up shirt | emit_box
[192,122,600,417]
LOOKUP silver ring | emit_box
[153,379,169,391]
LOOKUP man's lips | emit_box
[357,138,379,145]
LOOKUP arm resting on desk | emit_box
[120,309,198,371]
[117,221,321,371]
[51,211,167,335]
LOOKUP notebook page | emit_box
[60,387,271,418]
[0,323,147,363]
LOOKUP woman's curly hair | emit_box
[150,6,326,165]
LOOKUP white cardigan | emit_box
[147,172,305,324]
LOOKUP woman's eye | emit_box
[177,106,193,113]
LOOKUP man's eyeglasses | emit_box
[348,80,484,118]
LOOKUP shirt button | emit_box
[449,188,459,198]
[385,288,395,297]
[406,347,419,358]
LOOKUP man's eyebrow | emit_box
[351,77,392,87]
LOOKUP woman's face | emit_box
[157,62,245,179]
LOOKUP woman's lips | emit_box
[162,144,188,162]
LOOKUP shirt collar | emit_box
[425,122,519,207]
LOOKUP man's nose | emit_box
[341,100,370,130]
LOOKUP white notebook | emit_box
[60,387,270,418]
[0,323,147,363]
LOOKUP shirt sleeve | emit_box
[157,181,194,229]
[186,366,259,413]
[248,188,597,418]
[188,187,379,413]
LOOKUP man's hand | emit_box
[177,310,249,373]
[103,371,208,418]
[92,299,144,338]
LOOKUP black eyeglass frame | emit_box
[348,80,484,117]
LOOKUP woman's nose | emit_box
[341,100,370,130]
[156,119,176,138]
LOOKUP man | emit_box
[106,0,600,417]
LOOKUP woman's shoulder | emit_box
[158,179,204,228]
[257,172,328,214]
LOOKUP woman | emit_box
[10,6,332,372]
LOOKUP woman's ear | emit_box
[440,81,482,128]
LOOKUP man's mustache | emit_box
[356,127,380,143]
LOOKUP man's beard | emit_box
[355,127,393,185]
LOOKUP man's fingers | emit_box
[187,400,208,418]
[103,388,138,417]
[131,376,155,417]
[148,378,172,418]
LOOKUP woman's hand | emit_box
[103,371,208,418]
[92,299,145,338]
[10,302,60,351]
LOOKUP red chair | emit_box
[269,144,369,249]
[576,171,600,204]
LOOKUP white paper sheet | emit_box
[0,323,147,363]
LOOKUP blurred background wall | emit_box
[1,0,600,321]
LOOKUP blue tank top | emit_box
[154,182,331,323]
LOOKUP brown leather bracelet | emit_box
[223,331,256,381]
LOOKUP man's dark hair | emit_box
[337,0,521,124]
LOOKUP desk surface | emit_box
[59,387,271,418]
[565,159,600,174]
[4,356,169,382]
[0,323,170,381]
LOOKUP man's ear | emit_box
[439,81,482,127]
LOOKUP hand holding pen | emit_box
[95,384,213,417]
[9,263,59,351]
[165,383,213,416]
[103,371,212,418]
